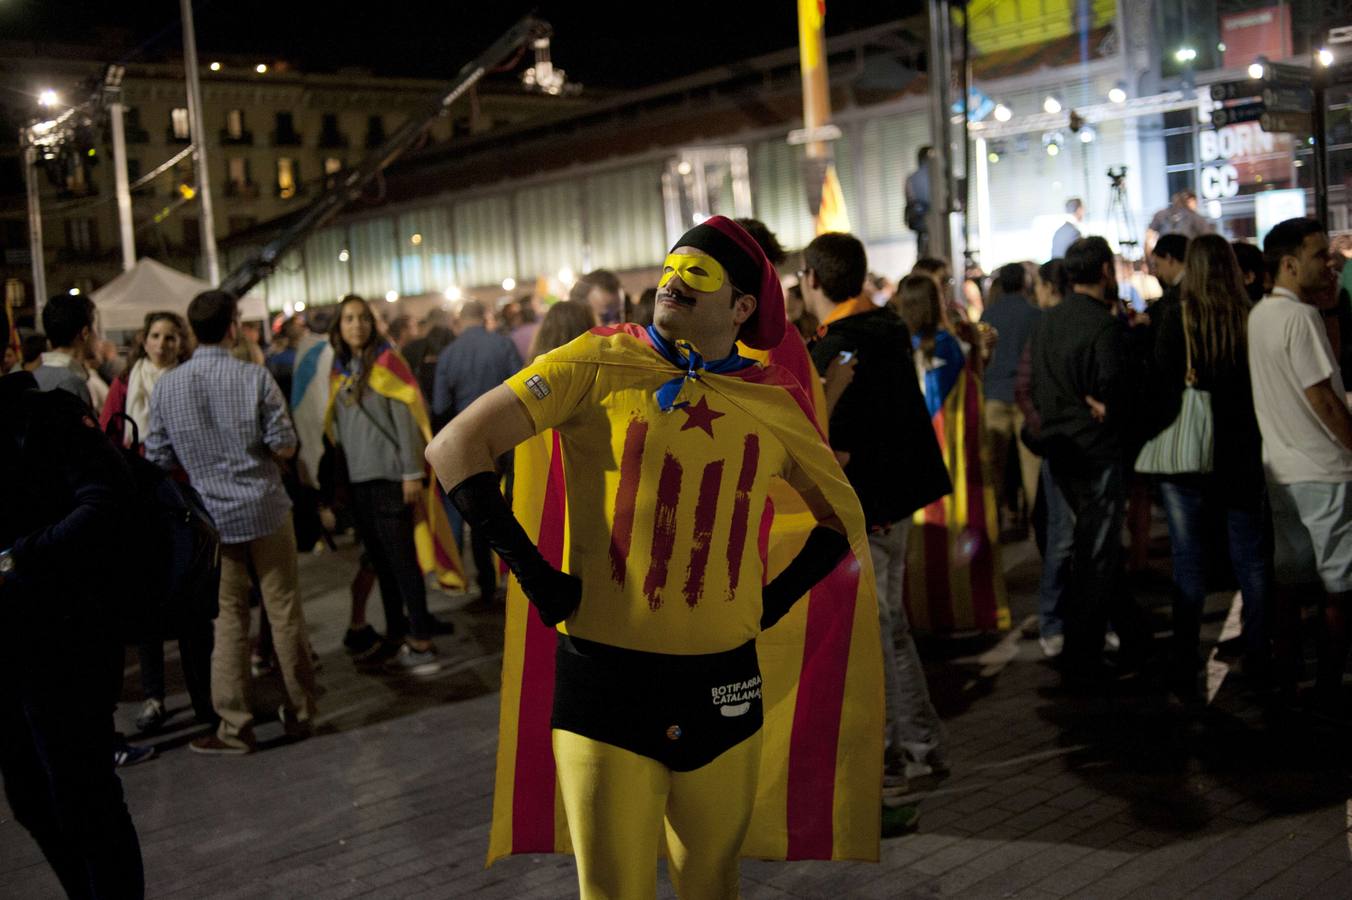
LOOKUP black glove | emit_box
[760,525,851,630]
[448,471,581,626]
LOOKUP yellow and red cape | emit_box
[489,326,883,865]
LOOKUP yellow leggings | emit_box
[552,729,762,900]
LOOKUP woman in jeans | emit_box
[328,296,441,675]
[1151,235,1271,697]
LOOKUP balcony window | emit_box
[273,111,301,146]
[225,157,256,198]
[64,218,99,257]
[221,109,252,145]
[365,115,385,149]
[169,108,191,143]
[123,107,149,144]
[276,157,299,199]
[319,113,347,148]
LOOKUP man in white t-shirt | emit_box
[1248,217,1349,707]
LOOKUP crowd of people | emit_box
[2,199,1350,897]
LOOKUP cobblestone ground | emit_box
[1,533,1350,899]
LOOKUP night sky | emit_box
[1,1,916,88]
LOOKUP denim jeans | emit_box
[1158,475,1271,671]
[1049,457,1146,672]
[868,524,946,768]
[1038,458,1073,638]
[136,614,214,722]
[351,480,434,641]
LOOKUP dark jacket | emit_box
[811,307,951,527]
[432,325,523,422]
[1029,293,1136,465]
[980,293,1041,403]
[403,326,454,422]
[0,372,133,630]
[1151,299,1264,489]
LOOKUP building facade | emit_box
[0,45,576,322]
[220,2,1346,318]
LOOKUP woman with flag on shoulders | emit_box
[895,274,1010,634]
[326,294,462,675]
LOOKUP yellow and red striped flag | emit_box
[815,163,852,236]
[326,345,465,590]
[906,360,1010,632]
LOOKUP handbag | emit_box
[1134,305,1214,475]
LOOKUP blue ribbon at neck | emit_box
[645,325,754,411]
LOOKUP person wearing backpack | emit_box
[0,368,146,897]
[146,290,318,755]
[100,311,209,734]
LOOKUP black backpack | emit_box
[105,412,221,641]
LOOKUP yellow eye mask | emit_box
[658,253,727,294]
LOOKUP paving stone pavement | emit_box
[2,534,1351,899]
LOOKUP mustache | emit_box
[657,287,696,307]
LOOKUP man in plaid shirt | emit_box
[147,291,318,754]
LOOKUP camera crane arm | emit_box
[218,15,551,299]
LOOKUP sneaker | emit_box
[135,698,168,734]
[385,642,441,676]
[189,734,253,756]
[881,803,921,838]
[882,758,910,802]
[905,755,952,781]
[113,742,156,768]
[342,624,381,656]
[1039,634,1065,658]
[1214,634,1246,662]
[277,705,314,741]
[353,637,399,666]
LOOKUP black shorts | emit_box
[552,633,763,772]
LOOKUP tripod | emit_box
[1106,167,1139,261]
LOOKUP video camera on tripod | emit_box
[1105,166,1138,257]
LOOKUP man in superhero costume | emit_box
[427,216,877,899]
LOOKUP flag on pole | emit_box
[815,163,852,235]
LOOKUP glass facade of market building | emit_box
[228,0,1347,314]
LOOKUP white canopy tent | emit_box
[91,257,267,332]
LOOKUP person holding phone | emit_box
[801,232,953,827]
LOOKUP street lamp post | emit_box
[22,139,46,316]
[926,0,955,267]
[180,0,220,284]
[108,99,136,272]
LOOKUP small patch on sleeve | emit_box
[524,374,551,400]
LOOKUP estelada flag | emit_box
[488,326,883,865]
[325,344,465,590]
[816,162,852,236]
[739,325,828,435]
[906,346,1009,633]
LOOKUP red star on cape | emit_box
[678,395,725,437]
